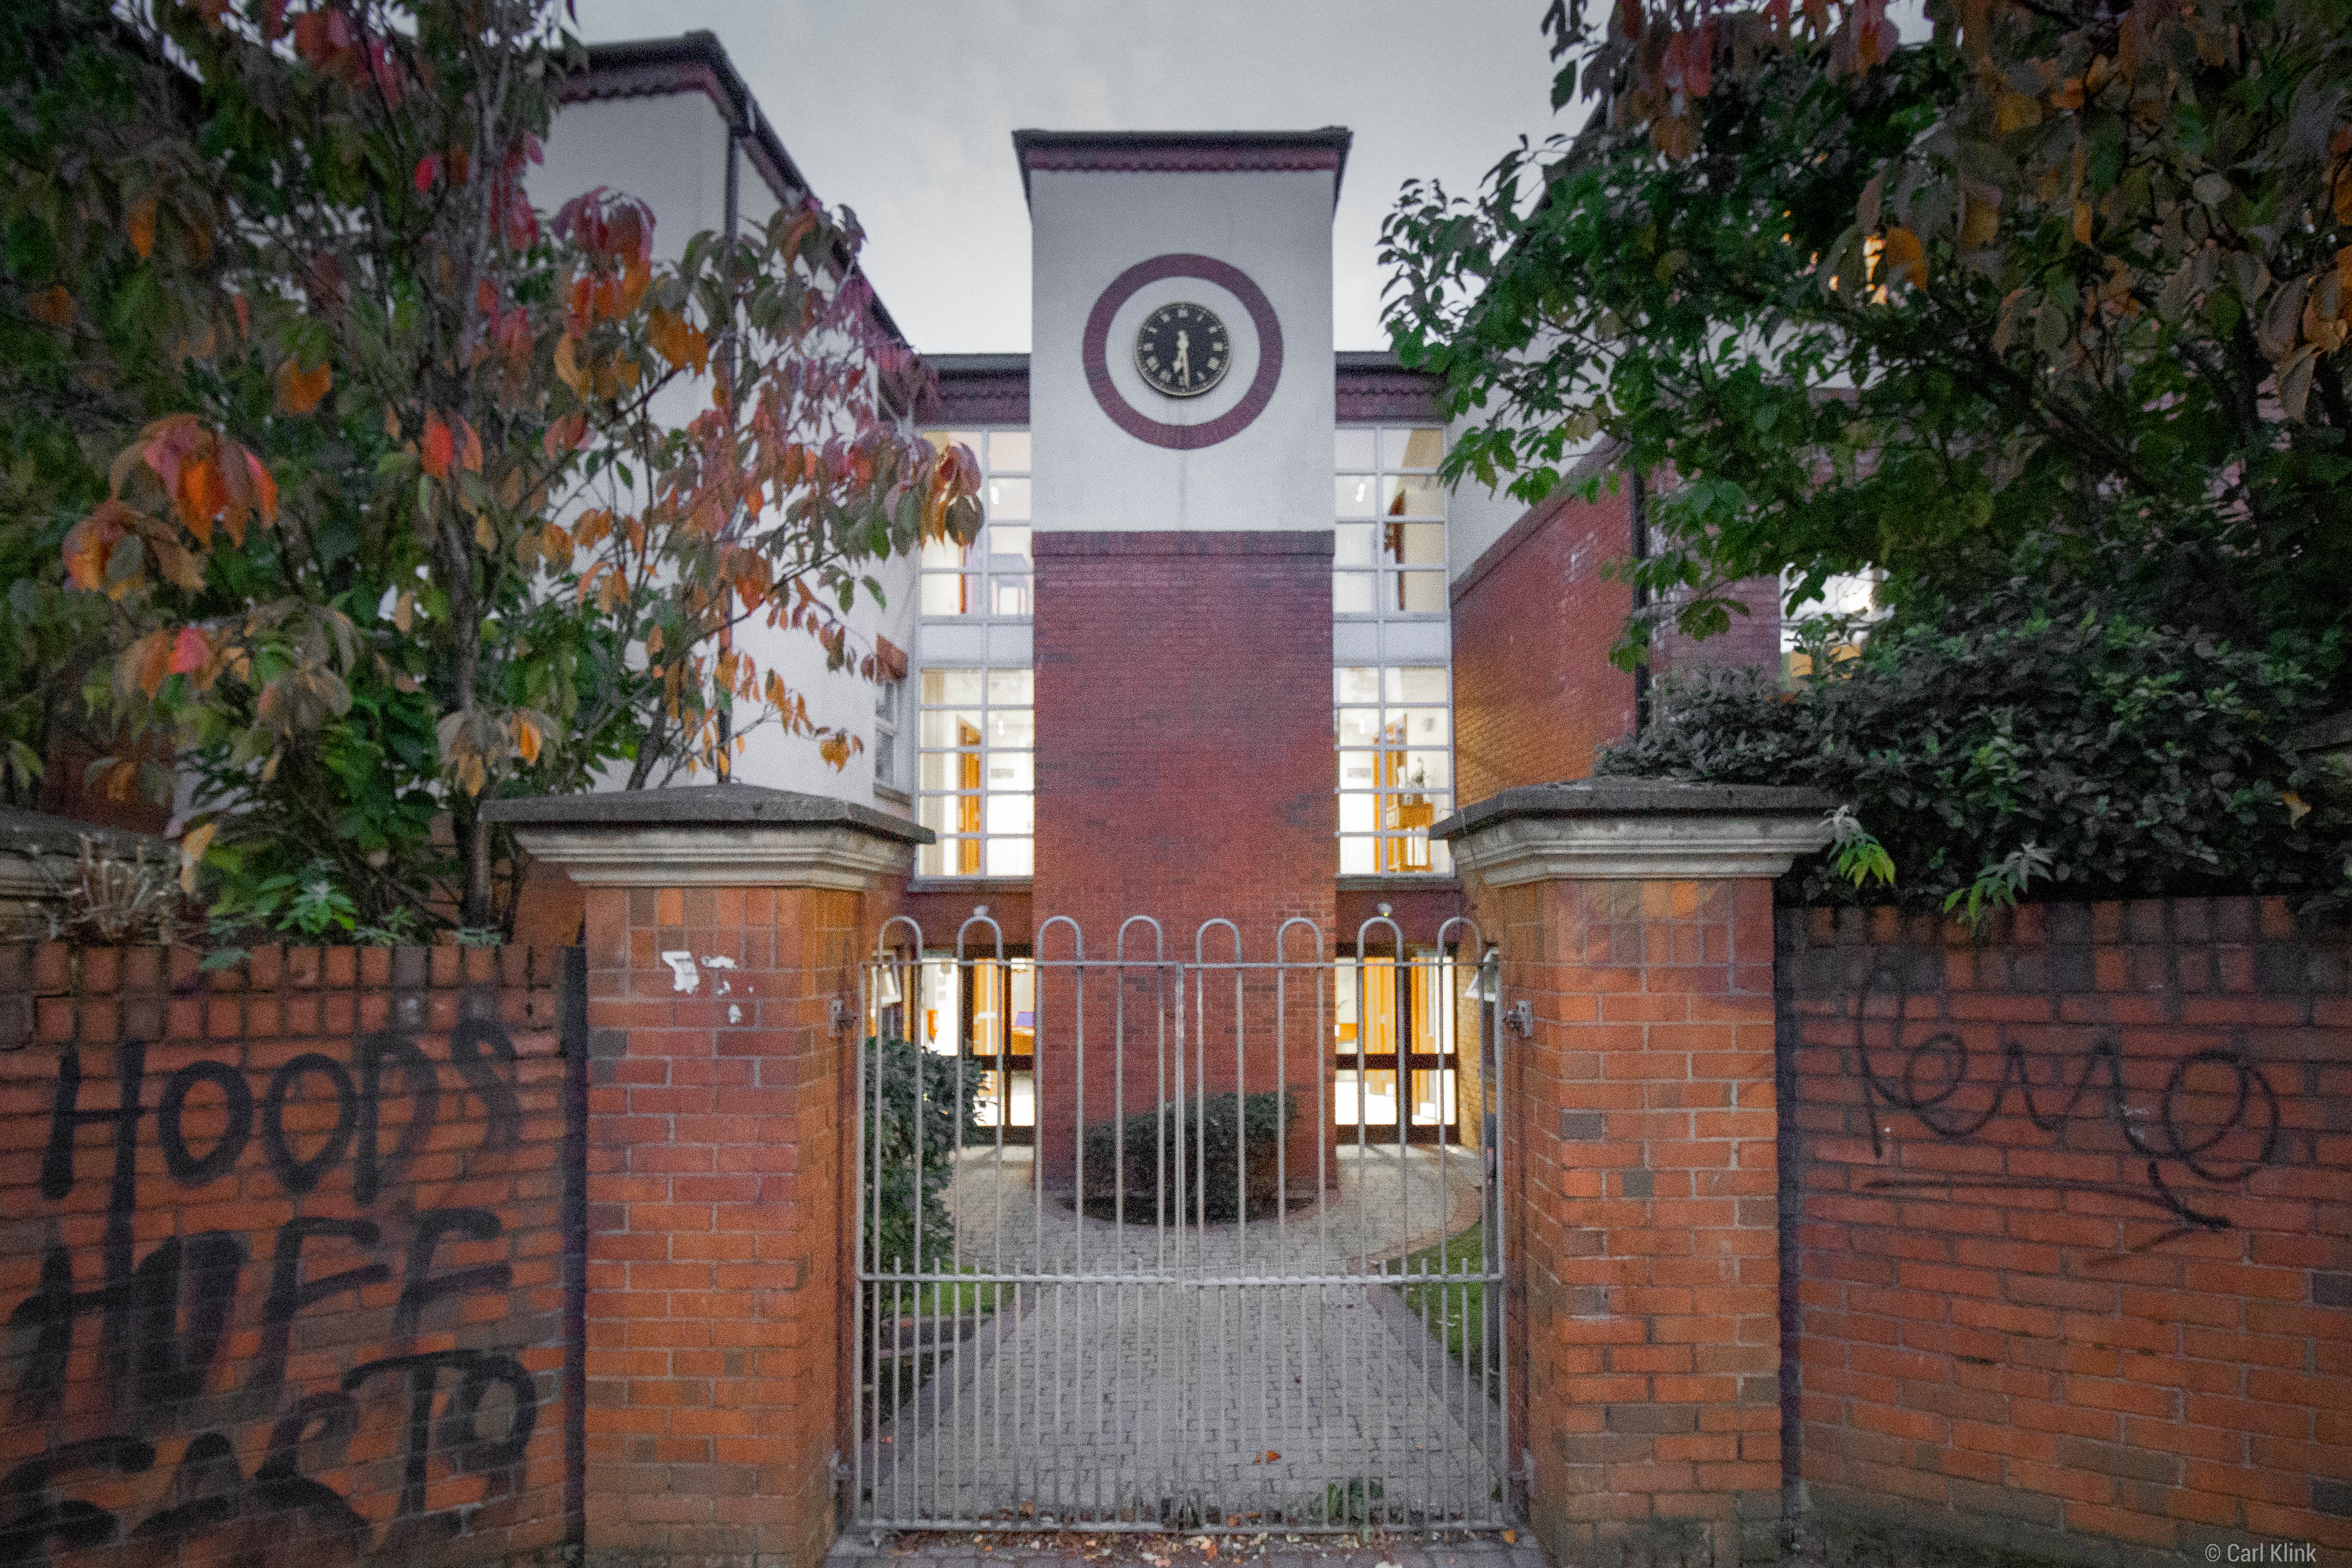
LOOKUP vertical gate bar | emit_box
[1490,942,1510,1521]
[853,958,868,1522]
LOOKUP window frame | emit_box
[1334,425,1448,624]
[916,428,1033,624]
[914,666,1035,879]
[1335,663,1455,877]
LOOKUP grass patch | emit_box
[1386,1221,1495,1375]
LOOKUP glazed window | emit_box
[873,676,904,790]
[918,429,1032,620]
[916,667,1034,877]
[1335,427,1446,619]
[1335,665,1452,875]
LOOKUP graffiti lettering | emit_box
[1850,956,2282,1229]
[0,1017,549,1563]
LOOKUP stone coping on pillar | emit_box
[482,781,930,890]
[1430,777,1839,884]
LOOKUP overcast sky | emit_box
[571,1,1571,354]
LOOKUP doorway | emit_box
[1332,952,1458,1145]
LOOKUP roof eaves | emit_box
[1010,127,1354,211]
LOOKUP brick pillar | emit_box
[1434,780,1833,1568]
[487,784,924,1568]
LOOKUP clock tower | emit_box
[1015,128,1348,1182]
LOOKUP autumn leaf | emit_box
[553,333,587,395]
[121,630,174,697]
[514,714,542,765]
[177,821,217,896]
[414,152,441,195]
[28,285,73,326]
[1878,226,1927,288]
[127,194,157,259]
[648,306,710,375]
[421,412,454,479]
[170,625,208,675]
[62,501,132,591]
[274,356,333,415]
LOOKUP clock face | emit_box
[1132,302,1231,399]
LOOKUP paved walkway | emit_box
[832,1529,1549,1568]
[859,1147,1507,1533]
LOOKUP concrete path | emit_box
[858,1147,1508,1533]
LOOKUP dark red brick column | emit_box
[1031,530,1335,1182]
[1438,780,1832,1567]
[490,785,924,1568]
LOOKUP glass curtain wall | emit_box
[1335,427,1452,875]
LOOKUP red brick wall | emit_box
[1030,531,1335,1175]
[1449,472,1785,802]
[577,882,866,1567]
[0,941,579,1567]
[1780,899,2352,1563]
[1480,873,1785,1567]
[1655,573,1784,683]
[1451,485,1637,801]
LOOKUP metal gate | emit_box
[852,912,1511,1534]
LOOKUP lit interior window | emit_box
[1335,666,1452,875]
[1335,426,1446,619]
[918,429,1032,620]
[916,668,1034,877]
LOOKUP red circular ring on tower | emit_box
[1081,254,1284,451]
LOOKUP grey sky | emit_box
[571,1,1569,353]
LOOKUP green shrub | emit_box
[1599,577,2352,909]
[1079,1090,1295,1223]
[863,1036,978,1274]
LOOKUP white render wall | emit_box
[536,90,917,813]
[1029,167,1336,534]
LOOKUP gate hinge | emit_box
[829,996,853,1035]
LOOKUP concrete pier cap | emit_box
[1431,777,1843,885]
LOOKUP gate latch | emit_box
[1506,1000,1534,1037]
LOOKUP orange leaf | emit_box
[514,716,542,765]
[1879,226,1927,288]
[179,456,226,544]
[274,357,332,415]
[243,451,278,527]
[62,501,131,591]
[28,285,73,326]
[127,195,157,260]
[422,412,454,480]
[459,418,483,474]
[124,630,173,697]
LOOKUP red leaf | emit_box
[421,413,454,480]
[170,626,208,675]
[414,153,441,196]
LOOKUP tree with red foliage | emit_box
[22,0,978,936]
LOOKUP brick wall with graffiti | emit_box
[1779,899,2352,1562]
[0,942,584,1568]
